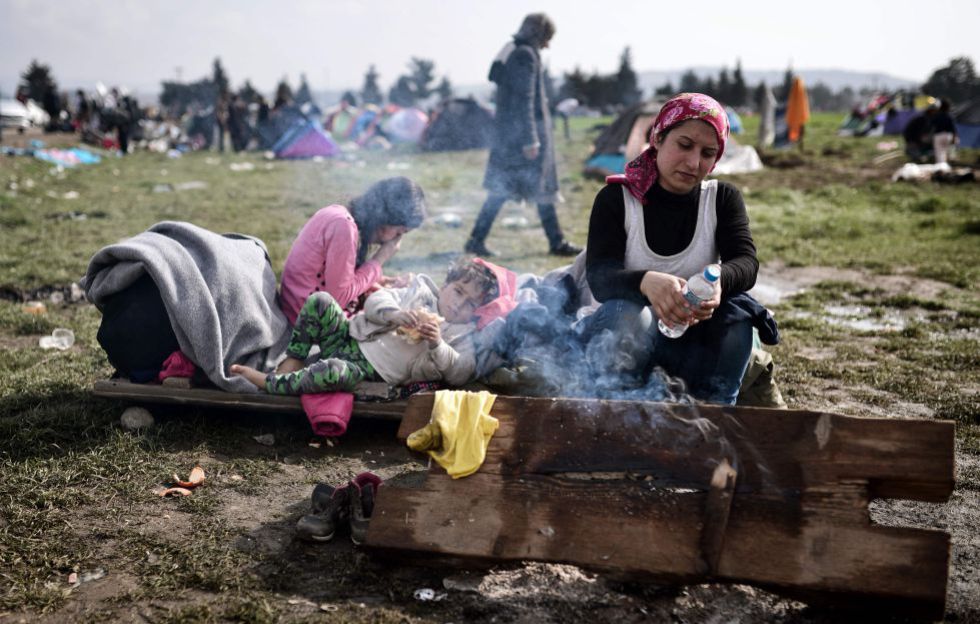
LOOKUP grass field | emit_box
[1,112,978,621]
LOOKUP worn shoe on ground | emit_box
[549,240,582,256]
[296,482,350,542]
[349,472,383,545]
[464,238,499,257]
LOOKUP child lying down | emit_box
[232,258,510,394]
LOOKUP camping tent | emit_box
[382,107,429,144]
[583,99,762,179]
[419,98,494,152]
[953,99,980,149]
[583,100,662,177]
[882,93,937,135]
[272,119,339,159]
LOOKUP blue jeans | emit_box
[577,299,754,405]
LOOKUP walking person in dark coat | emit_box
[465,13,581,257]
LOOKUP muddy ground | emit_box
[2,266,977,624]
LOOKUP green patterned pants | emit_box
[266,292,377,395]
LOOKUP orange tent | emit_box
[786,77,810,142]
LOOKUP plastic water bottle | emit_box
[657,264,721,339]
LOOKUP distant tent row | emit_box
[583,100,762,179]
[837,92,980,149]
[268,98,494,159]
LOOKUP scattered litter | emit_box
[432,213,463,228]
[891,162,951,182]
[39,328,74,350]
[205,157,221,165]
[253,433,275,446]
[876,141,899,151]
[49,291,64,305]
[152,184,173,193]
[413,588,447,602]
[319,604,339,612]
[538,526,556,537]
[158,487,193,497]
[502,216,530,229]
[308,438,322,449]
[385,161,411,171]
[229,474,244,482]
[33,148,101,168]
[166,149,183,159]
[230,162,255,172]
[175,181,208,191]
[173,465,206,488]
[21,301,46,315]
[69,568,106,587]
[120,406,155,431]
[63,191,79,200]
[70,283,86,302]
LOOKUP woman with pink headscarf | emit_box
[581,93,774,405]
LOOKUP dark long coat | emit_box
[483,38,559,203]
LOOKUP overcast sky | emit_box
[2,0,978,97]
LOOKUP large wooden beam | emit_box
[395,395,955,501]
[368,394,954,618]
[92,379,407,419]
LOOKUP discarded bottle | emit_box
[39,328,75,350]
[657,264,721,339]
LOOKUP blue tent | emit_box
[726,107,743,134]
[271,119,339,159]
[953,99,980,149]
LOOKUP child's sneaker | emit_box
[348,472,383,545]
[296,482,350,542]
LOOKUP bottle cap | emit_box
[703,264,721,282]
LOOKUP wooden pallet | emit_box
[92,378,409,419]
[365,395,955,619]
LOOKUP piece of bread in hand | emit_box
[396,309,444,344]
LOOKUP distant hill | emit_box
[636,67,919,94]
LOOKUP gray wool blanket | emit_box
[81,221,292,393]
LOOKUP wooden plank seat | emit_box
[92,378,409,419]
[365,395,955,619]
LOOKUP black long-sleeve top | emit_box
[586,181,758,305]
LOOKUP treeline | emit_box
[157,57,456,117]
[14,54,980,123]
[555,54,980,113]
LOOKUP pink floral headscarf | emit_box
[608,93,730,203]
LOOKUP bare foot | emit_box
[276,356,304,374]
[230,364,267,390]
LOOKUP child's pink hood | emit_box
[472,258,518,329]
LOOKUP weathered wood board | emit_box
[365,394,955,619]
[92,378,408,419]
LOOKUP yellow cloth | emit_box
[406,390,498,479]
[786,76,810,142]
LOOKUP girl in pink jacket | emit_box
[278,176,426,324]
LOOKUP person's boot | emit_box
[465,196,506,257]
[295,481,350,542]
[464,237,498,257]
[549,240,583,256]
[348,472,383,545]
[537,203,582,256]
